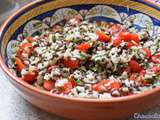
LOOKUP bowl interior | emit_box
[0,0,160,83]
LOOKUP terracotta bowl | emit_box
[0,0,160,120]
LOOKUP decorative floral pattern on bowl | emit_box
[6,4,160,66]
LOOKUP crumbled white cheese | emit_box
[29,65,36,72]
[122,87,129,92]
[51,68,61,76]
[100,93,112,99]
[83,71,97,84]
[73,70,83,79]
[37,63,44,70]
[111,90,120,96]
[76,86,85,92]
[55,79,68,87]
[21,69,28,76]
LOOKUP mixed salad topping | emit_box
[9,15,160,99]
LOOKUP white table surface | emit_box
[0,1,159,120]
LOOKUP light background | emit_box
[0,0,159,120]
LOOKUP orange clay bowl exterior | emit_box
[0,0,160,120]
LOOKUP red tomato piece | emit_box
[152,66,160,74]
[43,80,55,91]
[77,43,91,52]
[129,74,136,81]
[126,41,138,49]
[119,32,132,42]
[17,49,23,59]
[111,82,121,90]
[92,80,109,92]
[19,42,33,57]
[130,34,140,43]
[27,36,35,42]
[68,77,77,87]
[143,48,152,59]
[63,59,79,69]
[129,60,142,73]
[15,57,25,73]
[126,42,134,49]
[152,53,160,63]
[139,70,146,76]
[20,42,32,49]
[22,72,37,82]
[120,32,140,43]
[96,30,110,42]
[62,81,73,94]
[110,37,122,46]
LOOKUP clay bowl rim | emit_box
[0,0,160,103]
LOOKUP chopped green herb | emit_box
[80,52,86,59]
[155,82,160,87]
[75,79,84,86]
